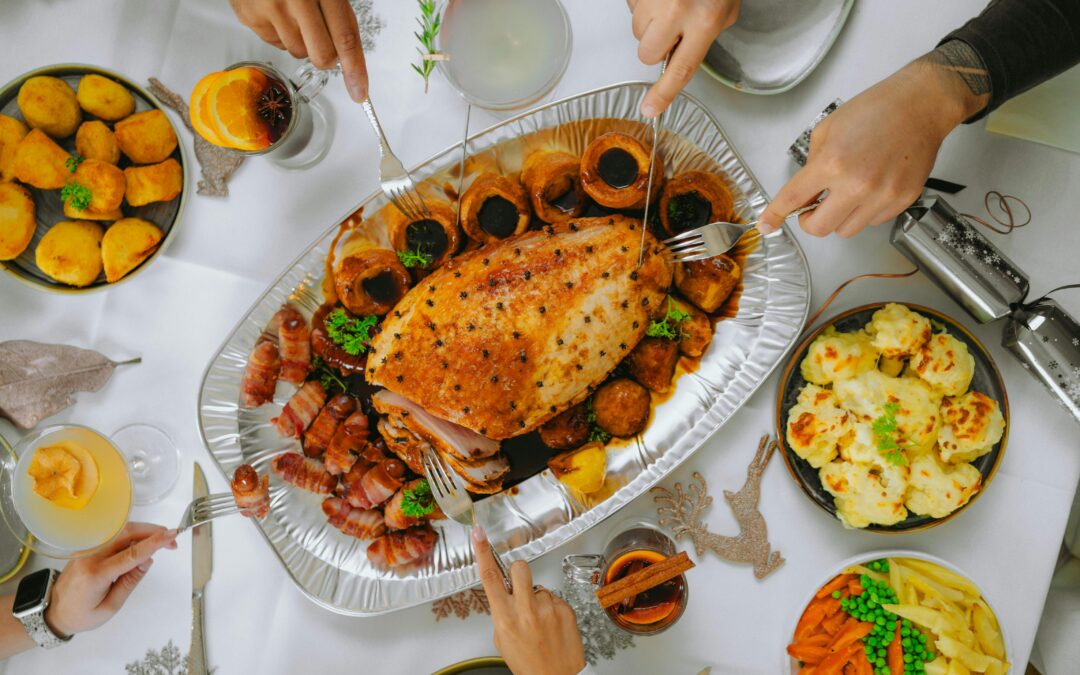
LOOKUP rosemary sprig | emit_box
[412,0,442,93]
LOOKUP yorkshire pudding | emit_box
[334,236,411,316]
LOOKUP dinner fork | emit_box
[361,98,430,222]
[175,492,240,534]
[422,449,513,591]
[663,202,822,262]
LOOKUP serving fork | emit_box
[361,98,430,222]
[663,202,822,262]
[175,492,240,534]
[422,449,513,591]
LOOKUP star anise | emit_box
[256,81,291,127]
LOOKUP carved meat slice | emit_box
[366,216,672,439]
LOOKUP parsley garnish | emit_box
[65,154,84,173]
[324,308,378,356]
[397,246,432,269]
[401,479,436,518]
[646,298,691,340]
[312,356,348,394]
[412,0,443,93]
[872,402,910,466]
[60,181,92,211]
[585,398,611,444]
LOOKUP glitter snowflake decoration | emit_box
[1049,360,1059,370]
[959,243,977,256]
[963,227,977,240]
[557,578,634,665]
[125,641,189,675]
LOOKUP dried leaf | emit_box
[0,340,139,429]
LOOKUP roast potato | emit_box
[124,158,182,206]
[592,378,650,437]
[671,297,713,358]
[674,254,740,313]
[0,182,36,260]
[626,337,679,393]
[17,76,82,139]
[35,220,104,287]
[102,217,163,282]
[547,442,607,495]
[66,159,125,216]
[114,110,177,164]
[12,128,72,189]
[538,402,590,450]
[0,114,30,182]
[75,74,135,121]
[63,203,123,221]
[75,121,120,165]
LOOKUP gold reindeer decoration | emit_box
[652,435,784,579]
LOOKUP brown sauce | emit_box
[667,191,711,232]
[362,271,398,305]
[477,195,520,238]
[406,219,449,260]
[322,206,364,303]
[597,148,638,188]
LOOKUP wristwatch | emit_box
[13,568,71,649]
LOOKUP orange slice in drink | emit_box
[208,67,272,152]
[190,71,231,148]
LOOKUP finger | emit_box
[758,167,826,233]
[96,522,167,558]
[471,527,511,615]
[797,191,858,238]
[834,204,874,238]
[101,558,153,612]
[626,0,639,13]
[321,0,368,102]
[640,30,714,117]
[273,13,308,59]
[509,561,534,612]
[630,8,651,40]
[97,529,176,580]
[295,1,338,69]
[637,19,679,66]
[248,20,285,49]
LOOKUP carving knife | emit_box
[188,463,212,675]
[637,51,673,268]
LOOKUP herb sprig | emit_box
[585,398,611,444]
[401,479,436,518]
[65,154,84,173]
[325,308,378,356]
[872,402,912,466]
[312,356,348,394]
[60,182,92,211]
[397,246,432,269]
[646,298,691,340]
[412,0,443,93]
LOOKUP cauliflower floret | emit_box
[938,391,1005,463]
[820,458,910,529]
[869,303,931,358]
[833,369,942,454]
[800,327,879,385]
[838,422,879,464]
[905,454,982,518]
[910,332,975,396]
[786,385,852,468]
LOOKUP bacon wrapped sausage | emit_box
[231,464,270,519]
[366,524,438,571]
[321,497,386,540]
[271,381,327,438]
[302,394,357,458]
[383,478,443,531]
[271,452,336,494]
[241,341,280,408]
[278,305,312,385]
[358,457,407,509]
[324,412,371,475]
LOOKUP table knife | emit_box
[188,463,212,675]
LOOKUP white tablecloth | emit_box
[1,0,1078,673]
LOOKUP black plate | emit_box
[775,303,1009,533]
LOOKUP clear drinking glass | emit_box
[0,423,179,558]
[563,517,690,636]
[214,60,335,171]
[436,0,573,111]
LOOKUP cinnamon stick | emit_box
[595,551,694,610]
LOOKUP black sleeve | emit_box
[941,0,1080,120]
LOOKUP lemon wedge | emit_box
[27,443,99,510]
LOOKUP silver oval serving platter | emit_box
[702,0,854,95]
[197,82,811,616]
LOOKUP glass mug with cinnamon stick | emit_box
[563,518,692,635]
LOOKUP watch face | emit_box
[13,569,52,615]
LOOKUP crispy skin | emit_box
[0,182,36,260]
[75,121,120,165]
[367,215,672,439]
[0,114,30,182]
[114,110,177,164]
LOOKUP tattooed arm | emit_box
[758,0,1079,239]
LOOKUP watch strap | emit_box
[17,570,70,649]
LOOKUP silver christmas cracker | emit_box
[1003,299,1080,422]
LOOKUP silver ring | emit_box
[532,584,547,594]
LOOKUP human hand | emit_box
[229,0,369,102]
[44,523,177,637]
[628,0,740,117]
[473,527,585,675]
[758,52,988,238]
